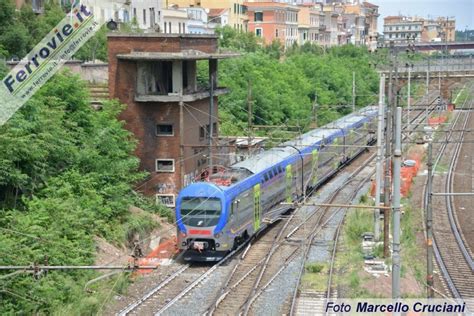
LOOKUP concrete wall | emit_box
[6,60,109,84]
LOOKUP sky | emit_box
[368,0,474,32]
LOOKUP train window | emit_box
[273,167,278,176]
[279,166,283,173]
[231,200,237,216]
[180,197,222,227]
[264,174,269,182]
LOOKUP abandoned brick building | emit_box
[108,33,237,207]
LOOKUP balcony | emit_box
[116,50,238,103]
[135,87,229,103]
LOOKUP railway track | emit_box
[116,242,250,316]
[423,87,474,306]
[287,94,442,315]
[205,151,377,316]
[115,95,440,316]
[287,163,374,316]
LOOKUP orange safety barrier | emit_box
[134,236,179,275]
[428,116,447,126]
[400,153,422,197]
[369,164,392,197]
[370,153,422,198]
[370,179,376,197]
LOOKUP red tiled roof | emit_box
[208,8,227,17]
[363,1,379,8]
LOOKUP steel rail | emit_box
[445,103,474,269]
[207,136,379,316]
[286,92,440,315]
[153,240,251,315]
[423,84,473,300]
[117,264,190,316]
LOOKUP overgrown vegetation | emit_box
[0,69,171,314]
[399,198,425,287]
[454,87,469,105]
[335,193,426,298]
[302,263,328,292]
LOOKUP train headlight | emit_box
[214,232,222,238]
[182,242,187,247]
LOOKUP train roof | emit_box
[284,107,377,150]
[232,146,298,174]
[205,107,377,188]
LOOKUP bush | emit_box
[306,263,325,274]
[0,71,165,314]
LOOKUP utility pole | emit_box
[383,72,392,258]
[247,80,253,157]
[374,74,385,241]
[426,141,434,298]
[407,66,411,130]
[208,60,216,175]
[392,107,402,300]
[352,71,356,112]
[438,69,441,95]
[311,93,318,128]
[426,58,430,97]
[383,41,394,258]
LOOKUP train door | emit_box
[363,122,370,143]
[285,165,293,203]
[253,184,261,232]
[332,137,340,169]
[311,149,319,187]
[348,130,355,158]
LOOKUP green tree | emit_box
[0,0,15,32]
[264,39,284,59]
[0,70,169,314]
[215,25,263,52]
[0,23,30,58]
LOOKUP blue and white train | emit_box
[175,107,378,261]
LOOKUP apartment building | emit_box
[384,15,456,44]
[297,3,324,45]
[130,0,162,29]
[244,1,299,48]
[185,7,218,34]
[383,16,423,44]
[362,1,379,50]
[208,8,230,27]
[322,4,341,46]
[436,17,456,42]
[169,0,249,31]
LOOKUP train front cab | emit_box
[176,184,232,262]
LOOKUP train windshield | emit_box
[180,197,222,227]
